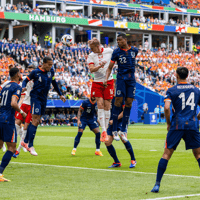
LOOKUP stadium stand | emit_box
[0,38,199,99]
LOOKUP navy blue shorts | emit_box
[0,122,17,143]
[165,130,200,150]
[79,119,99,131]
[116,78,136,98]
[107,124,123,136]
[31,98,46,116]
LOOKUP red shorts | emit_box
[15,104,32,124]
[91,79,114,100]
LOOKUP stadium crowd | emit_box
[0,38,200,99]
[2,2,200,28]
[173,0,200,9]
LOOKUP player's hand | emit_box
[60,95,66,103]
[22,112,27,119]
[103,80,108,88]
[197,113,200,120]
[99,61,107,68]
[22,88,27,93]
[167,123,171,131]
[77,120,81,127]
[109,120,113,125]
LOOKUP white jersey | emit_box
[21,76,33,106]
[87,47,113,82]
[0,80,10,89]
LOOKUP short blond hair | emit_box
[88,38,100,46]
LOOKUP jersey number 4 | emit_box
[179,92,195,110]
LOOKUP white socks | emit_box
[104,110,110,130]
[73,148,76,151]
[17,130,27,152]
[15,124,22,138]
[98,109,106,132]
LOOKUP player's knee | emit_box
[7,146,16,153]
[125,100,133,107]
[105,140,112,146]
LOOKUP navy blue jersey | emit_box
[111,46,138,80]
[0,82,21,125]
[22,66,62,101]
[80,99,97,120]
[165,83,200,131]
[110,97,125,123]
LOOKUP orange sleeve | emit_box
[12,95,19,99]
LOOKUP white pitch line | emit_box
[10,162,200,179]
[141,193,200,200]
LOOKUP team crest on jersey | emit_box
[35,108,39,113]
[98,55,103,59]
[117,90,121,95]
[131,52,135,58]
[17,90,20,95]
[47,72,51,78]
[93,92,95,95]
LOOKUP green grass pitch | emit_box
[1,124,200,200]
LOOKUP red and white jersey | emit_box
[21,77,33,106]
[87,47,113,82]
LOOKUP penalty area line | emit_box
[11,162,200,179]
[141,193,200,200]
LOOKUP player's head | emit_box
[117,34,127,48]
[88,38,101,53]
[27,64,35,73]
[43,56,53,72]
[90,96,96,103]
[9,67,21,82]
[176,67,188,81]
[8,64,14,70]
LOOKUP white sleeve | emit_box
[0,81,10,89]
[87,54,94,65]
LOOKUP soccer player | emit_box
[13,65,35,158]
[104,33,138,141]
[105,96,136,168]
[71,97,102,156]
[0,68,26,182]
[151,67,200,193]
[87,38,114,142]
[21,57,66,156]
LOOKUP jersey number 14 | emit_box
[179,92,195,110]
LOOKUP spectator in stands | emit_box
[56,111,62,125]
[141,103,148,120]
[66,110,71,125]
[160,105,165,120]
[50,111,55,126]
[154,105,160,120]
[60,111,67,125]
[70,110,77,124]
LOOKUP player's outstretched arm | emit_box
[103,62,114,88]
[11,96,27,119]
[164,101,171,131]
[52,78,65,102]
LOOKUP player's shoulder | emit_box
[103,47,113,54]
[88,52,95,57]
[131,46,138,52]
